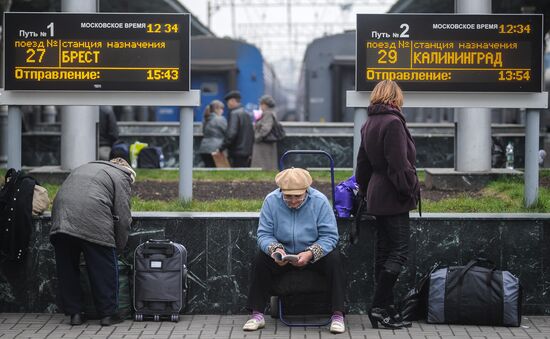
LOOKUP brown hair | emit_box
[370,80,404,108]
[203,99,224,123]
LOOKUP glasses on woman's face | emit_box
[282,193,306,203]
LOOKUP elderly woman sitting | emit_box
[243,167,346,334]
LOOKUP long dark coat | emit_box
[355,104,420,215]
[251,109,278,170]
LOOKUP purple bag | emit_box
[334,176,359,218]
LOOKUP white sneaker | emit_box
[243,316,265,331]
[330,315,346,334]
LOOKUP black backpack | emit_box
[0,169,37,261]
[138,146,164,168]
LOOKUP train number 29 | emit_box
[377,49,398,64]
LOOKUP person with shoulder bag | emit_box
[355,80,420,329]
[198,100,227,167]
[251,95,283,170]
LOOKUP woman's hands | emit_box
[293,250,313,267]
[272,248,288,266]
[271,249,313,267]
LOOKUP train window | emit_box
[201,82,218,95]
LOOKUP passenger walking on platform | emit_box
[217,90,254,167]
[98,105,120,161]
[50,158,135,326]
[355,80,419,329]
[243,168,346,334]
[251,95,279,170]
[197,100,227,167]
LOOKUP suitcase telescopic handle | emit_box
[278,150,335,206]
[148,239,172,243]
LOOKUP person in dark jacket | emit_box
[217,90,254,167]
[98,106,119,161]
[50,158,135,327]
[355,80,419,329]
[198,100,227,167]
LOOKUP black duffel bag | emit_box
[427,258,522,326]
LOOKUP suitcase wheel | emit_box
[134,313,143,322]
[171,314,179,322]
[154,314,160,322]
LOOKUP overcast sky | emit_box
[177,1,392,42]
[177,1,393,89]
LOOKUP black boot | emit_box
[388,305,412,328]
[70,313,85,326]
[367,307,404,329]
[372,270,399,308]
[100,313,124,326]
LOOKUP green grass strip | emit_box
[131,197,263,212]
[135,169,354,183]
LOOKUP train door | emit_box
[191,73,228,122]
[330,58,355,122]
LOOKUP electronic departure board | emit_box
[356,14,543,92]
[4,13,190,91]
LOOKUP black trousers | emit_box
[246,251,345,313]
[371,213,409,307]
[200,153,216,168]
[229,155,251,168]
[51,233,118,317]
[374,213,410,276]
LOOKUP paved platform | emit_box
[1,314,550,339]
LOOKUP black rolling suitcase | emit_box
[133,240,188,322]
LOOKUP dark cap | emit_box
[224,90,241,101]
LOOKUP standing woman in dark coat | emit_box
[251,95,279,170]
[355,80,419,329]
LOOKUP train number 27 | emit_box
[26,48,46,63]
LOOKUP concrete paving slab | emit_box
[2,314,550,339]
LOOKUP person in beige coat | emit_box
[251,95,279,170]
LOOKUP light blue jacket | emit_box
[257,187,338,261]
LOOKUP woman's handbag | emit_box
[32,184,49,215]
[263,119,286,143]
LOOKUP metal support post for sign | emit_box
[455,108,491,171]
[61,106,98,170]
[0,106,7,168]
[7,106,22,170]
[524,109,540,207]
[353,108,367,170]
[60,0,98,170]
[179,107,194,201]
[455,0,492,172]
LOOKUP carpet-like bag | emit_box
[427,258,522,326]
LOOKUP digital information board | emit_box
[4,12,190,91]
[356,14,543,92]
